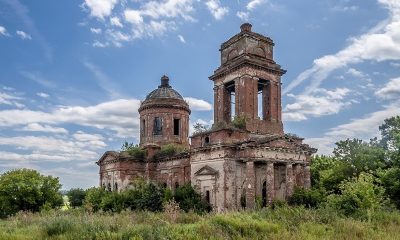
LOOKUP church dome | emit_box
[139,75,190,113]
[144,75,184,101]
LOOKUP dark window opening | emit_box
[205,190,210,204]
[175,182,179,189]
[204,136,210,145]
[153,117,162,135]
[262,181,267,207]
[162,182,167,188]
[107,183,111,191]
[258,79,270,120]
[141,119,146,136]
[174,119,180,135]
[115,182,118,192]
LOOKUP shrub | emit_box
[232,115,246,130]
[326,173,386,218]
[67,188,86,208]
[84,187,107,212]
[123,181,163,212]
[379,167,400,209]
[121,141,146,159]
[174,184,211,213]
[288,187,326,208]
[156,144,185,158]
[100,191,124,213]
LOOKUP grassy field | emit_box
[0,206,400,240]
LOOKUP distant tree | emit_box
[379,116,400,166]
[333,138,386,175]
[67,188,86,208]
[193,123,209,134]
[379,167,400,209]
[0,169,63,218]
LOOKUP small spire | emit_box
[240,23,252,32]
[160,75,170,87]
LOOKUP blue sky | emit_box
[1,0,400,189]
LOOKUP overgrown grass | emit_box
[0,206,399,239]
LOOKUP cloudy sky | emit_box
[0,0,400,189]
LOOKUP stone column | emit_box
[246,161,255,209]
[293,164,304,187]
[285,163,294,199]
[304,165,311,189]
[266,162,275,204]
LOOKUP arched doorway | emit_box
[262,181,267,207]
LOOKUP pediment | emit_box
[194,165,219,176]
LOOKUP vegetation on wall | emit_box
[121,141,147,159]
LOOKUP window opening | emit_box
[153,117,162,135]
[174,119,180,135]
[205,190,210,204]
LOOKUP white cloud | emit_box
[83,0,118,19]
[305,102,400,155]
[92,41,109,48]
[375,77,400,100]
[283,88,351,121]
[178,34,185,43]
[205,0,229,20]
[0,92,24,108]
[236,11,249,21]
[283,0,400,95]
[332,5,359,12]
[346,68,366,78]
[247,0,265,11]
[390,62,400,67]
[16,30,32,40]
[0,25,9,36]
[184,97,212,111]
[124,9,143,25]
[90,27,102,34]
[37,92,49,98]
[20,123,68,134]
[0,99,141,138]
[110,16,123,27]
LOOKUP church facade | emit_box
[97,23,316,211]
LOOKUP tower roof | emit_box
[144,75,185,101]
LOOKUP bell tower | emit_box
[209,23,286,135]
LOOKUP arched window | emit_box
[107,183,111,191]
[114,182,118,192]
[204,136,210,145]
[153,117,163,135]
[175,182,179,189]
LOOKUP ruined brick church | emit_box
[97,23,316,211]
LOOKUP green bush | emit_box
[379,167,400,209]
[122,181,163,212]
[100,191,124,213]
[156,144,185,158]
[84,187,107,212]
[121,141,146,159]
[232,115,246,129]
[67,188,86,208]
[288,187,326,208]
[174,184,211,213]
[326,173,386,218]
